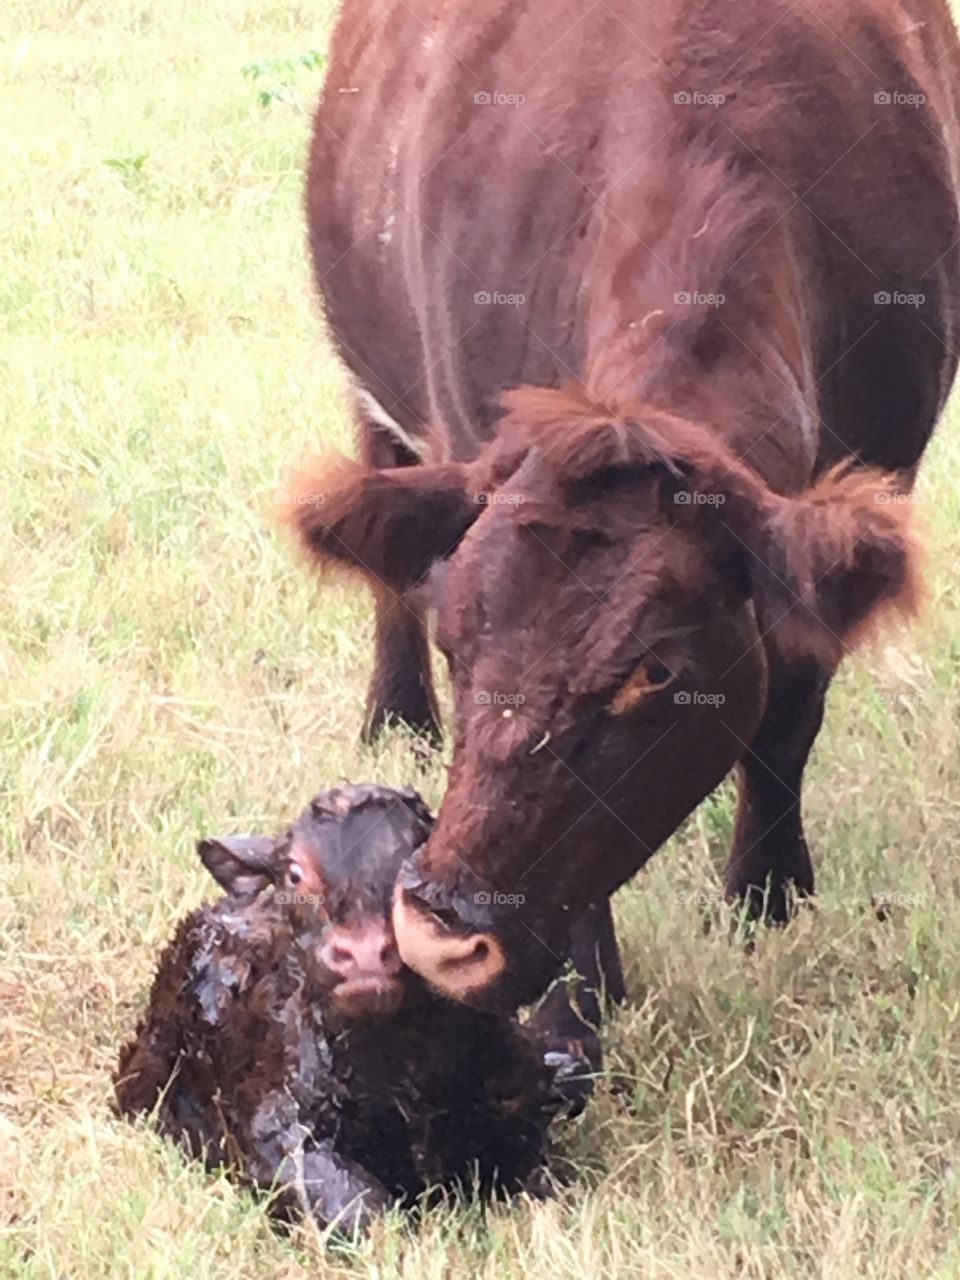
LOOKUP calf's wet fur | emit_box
[114,784,559,1234]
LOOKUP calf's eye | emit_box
[287,864,304,886]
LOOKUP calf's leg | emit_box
[246,1093,394,1234]
[276,1139,394,1235]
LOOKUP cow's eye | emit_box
[609,659,676,715]
[644,662,675,688]
[287,864,304,886]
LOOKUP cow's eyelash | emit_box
[614,649,688,686]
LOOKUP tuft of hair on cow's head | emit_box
[277,433,538,604]
[199,785,434,1021]
[492,384,920,666]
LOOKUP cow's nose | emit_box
[320,924,402,981]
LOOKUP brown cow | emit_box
[290,0,960,1051]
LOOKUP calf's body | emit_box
[115,786,555,1233]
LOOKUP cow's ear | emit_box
[280,457,481,592]
[737,468,920,665]
[197,834,278,896]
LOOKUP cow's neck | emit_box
[586,156,819,495]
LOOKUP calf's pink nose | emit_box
[320,925,402,980]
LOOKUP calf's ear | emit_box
[197,834,278,896]
[735,468,920,666]
[280,457,480,592]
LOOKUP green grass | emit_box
[4,2,960,1276]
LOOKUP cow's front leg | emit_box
[527,898,625,1114]
[357,423,442,745]
[364,583,442,744]
[725,655,832,922]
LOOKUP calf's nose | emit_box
[320,924,402,981]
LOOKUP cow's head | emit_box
[284,386,918,1010]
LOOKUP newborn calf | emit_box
[114,785,556,1233]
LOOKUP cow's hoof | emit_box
[543,1043,597,1119]
[518,1165,554,1200]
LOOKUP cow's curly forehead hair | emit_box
[497,383,695,475]
[494,382,760,509]
[488,381,920,665]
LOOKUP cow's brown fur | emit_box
[291,0,960,1018]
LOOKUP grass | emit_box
[3,1,960,1275]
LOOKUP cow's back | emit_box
[656,0,960,470]
[308,0,960,469]
[309,0,628,460]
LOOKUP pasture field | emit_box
[3,2,960,1276]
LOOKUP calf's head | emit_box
[199,783,433,1020]
[285,386,918,1010]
